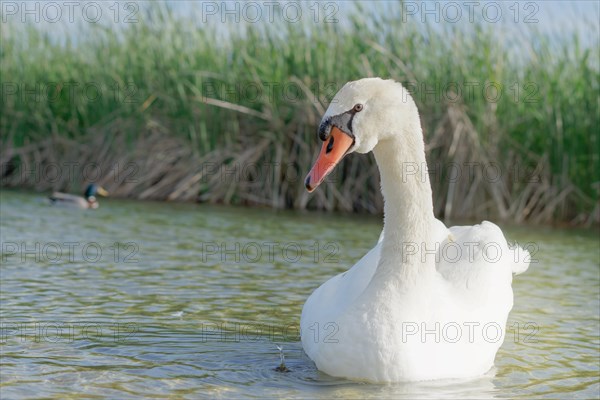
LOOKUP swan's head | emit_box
[305,77,419,192]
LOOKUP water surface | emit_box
[1,191,598,398]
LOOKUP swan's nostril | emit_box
[326,136,334,154]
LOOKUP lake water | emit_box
[1,190,598,399]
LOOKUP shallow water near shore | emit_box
[1,190,598,399]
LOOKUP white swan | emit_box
[300,78,530,383]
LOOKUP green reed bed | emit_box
[1,3,598,224]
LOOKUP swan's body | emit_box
[300,78,529,382]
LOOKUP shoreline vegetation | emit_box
[1,4,598,225]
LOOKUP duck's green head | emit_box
[84,184,109,200]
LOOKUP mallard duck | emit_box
[48,184,109,209]
[300,78,530,382]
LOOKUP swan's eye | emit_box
[353,104,364,112]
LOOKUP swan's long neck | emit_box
[372,121,437,283]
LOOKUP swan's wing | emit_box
[436,221,530,292]
[302,240,382,318]
[300,234,383,356]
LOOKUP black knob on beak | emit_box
[318,117,332,141]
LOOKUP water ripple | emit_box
[1,191,598,398]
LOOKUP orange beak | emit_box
[305,126,354,192]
